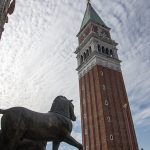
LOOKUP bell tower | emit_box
[0,0,16,39]
[75,2,139,150]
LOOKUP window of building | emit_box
[89,46,92,54]
[105,100,109,106]
[98,44,101,53]
[86,49,89,57]
[106,48,109,55]
[110,135,114,140]
[84,52,86,60]
[107,116,111,122]
[81,55,83,64]
[103,84,106,91]
[102,46,105,53]
[110,49,113,57]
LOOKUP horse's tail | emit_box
[0,109,6,114]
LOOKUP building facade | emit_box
[75,2,139,150]
[0,0,15,39]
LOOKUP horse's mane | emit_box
[50,96,71,119]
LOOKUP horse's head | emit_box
[69,100,76,121]
[50,96,76,121]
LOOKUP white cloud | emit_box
[0,0,150,149]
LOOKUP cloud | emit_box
[0,0,150,149]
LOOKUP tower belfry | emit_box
[75,2,139,150]
[0,0,16,39]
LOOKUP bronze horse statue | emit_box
[17,139,47,150]
[0,96,83,150]
[0,130,47,150]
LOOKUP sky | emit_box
[0,0,150,149]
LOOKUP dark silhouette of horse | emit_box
[17,139,47,150]
[0,96,83,150]
[0,130,47,150]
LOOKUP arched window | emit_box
[81,55,83,63]
[110,49,113,57]
[107,116,111,122]
[105,100,109,106]
[86,49,89,57]
[89,46,92,54]
[98,44,101,53]
[102,46,105,53]
[106,48,109,55]
[103,84,106,91]
[110,135,113,140]
[84,52,86,60]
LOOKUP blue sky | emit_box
[0,0,150,149]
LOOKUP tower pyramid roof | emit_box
[79,2,107,33]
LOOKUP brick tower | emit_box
[0,0,16,39]
[75,2,139,150]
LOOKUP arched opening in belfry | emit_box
[110,49,113,57]
[86,49,89,57]
[98,44,101,53]
[81,55,83,64]
[102,46,105,53]
[89,46,92,54]
[106,48,109,55]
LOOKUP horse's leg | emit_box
[63,135,83,150]
[0,132,5,149]
[0,141,8,150]
[8,118,26,150]
[52,141,60,150]
[8,126,25,150]
[0,129,11,150]
[8,131,24,150]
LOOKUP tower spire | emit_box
[78,1,107,35]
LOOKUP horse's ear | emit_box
[70,100,73,103]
